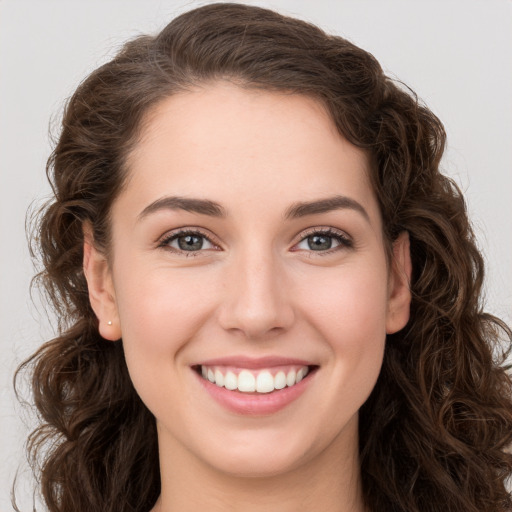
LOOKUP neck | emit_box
[152,418,366,512]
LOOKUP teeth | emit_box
[224,371,237,390]
[274,371,287,390]
[214,369,224,387]
[256,371,274,393]
[200,365,310,393]
[238,370,256,392]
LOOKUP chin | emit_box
[192,426,323,479]
[209,450,305,479]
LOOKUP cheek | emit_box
[298,260,389,378]
[114,264,218,362]
[302,261,389,338]
[112,264,222,418]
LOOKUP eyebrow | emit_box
[137,194,369,223]
[284,195,370,222]
[138,196,226,220]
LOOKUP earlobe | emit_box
[386,231,412,334]
[83,223,122,341]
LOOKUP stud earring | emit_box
[107,320,112,326]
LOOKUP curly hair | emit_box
[16,3,512,511]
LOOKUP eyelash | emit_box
[158,227,353,256]
[293,227,353,256]
[158,228,220,257]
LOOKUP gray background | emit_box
[1,1,511,510]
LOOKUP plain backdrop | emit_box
[1,0,511,509]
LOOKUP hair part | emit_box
[16,3,512,511]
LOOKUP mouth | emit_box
[193,364,317,394]
[192,356,319,414]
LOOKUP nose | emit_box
[217,248,295,340]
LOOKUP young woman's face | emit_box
[86,83,411,478]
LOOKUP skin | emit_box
[84,83,412,512]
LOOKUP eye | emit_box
[160,229,217,254]
[293,228,352,253]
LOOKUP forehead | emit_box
[122,83,379,223]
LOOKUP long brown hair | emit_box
[16,3,512,511]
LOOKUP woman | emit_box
[17,3,512,511]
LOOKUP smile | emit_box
[193,358,318,415]
[199,365,310,393]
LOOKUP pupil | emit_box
[178,235,203,251]
[308,235,332,251]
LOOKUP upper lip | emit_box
[194,356,315,369]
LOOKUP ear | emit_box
[386,231,412,334]
[83,222,122,341]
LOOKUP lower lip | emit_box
[195,369,315,415]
